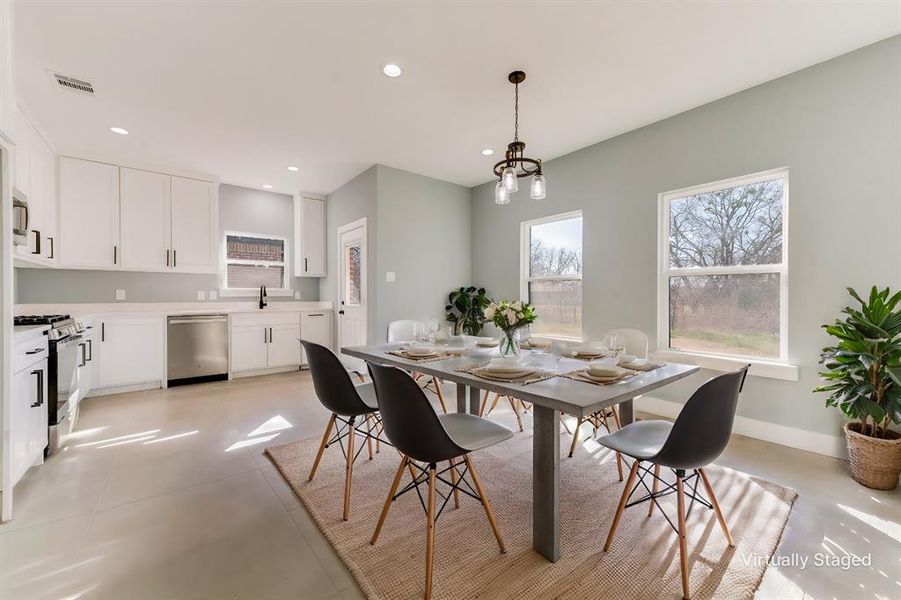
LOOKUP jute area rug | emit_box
[266,425,796,599]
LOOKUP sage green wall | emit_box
[376,165,471,342]
[470,36,901,437]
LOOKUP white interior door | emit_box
[337,219,367,371]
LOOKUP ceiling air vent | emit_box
[48,71,95,95]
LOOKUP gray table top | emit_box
[342,344,699,418]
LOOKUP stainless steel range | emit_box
[14,315,87,454]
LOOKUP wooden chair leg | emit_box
[611,405,622,429]
[676,475,691,599]
[559,415,572,435]
[309,414,335,481]
[568,417,584,458]
[604,459,641,552]
[371,456,409,544]
[448,458,460,508]
[648,464,660,516]
[463,455,506,553]
[479,389,489,416]
[486,393,501,415]
[365,415,374,460]
[615,451,624,482]
[433,378,448,414]
[698,468,734,547]
[342,419,356,521]
[507,396,524,432]
[425,465,437,599]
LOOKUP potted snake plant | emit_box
[815,286,901,490]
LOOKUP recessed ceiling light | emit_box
[262,184,273,189]
[287,166,299,172]
[110,126,129,135]
[481,148,495,156]
[382,64,402,78]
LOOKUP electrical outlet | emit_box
[294,291,302,300]
[115,289,126,301]
[386,271,396,282]
[208,290,218,301]
[196,290,206,300]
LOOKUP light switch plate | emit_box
[208,290,218,300]
[115,289,126,301]
[196,290,206,300]
[386,271,396,282]
[294,291,302,299]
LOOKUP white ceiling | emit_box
[13,1,900,194]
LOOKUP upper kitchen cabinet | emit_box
[13,106,58,265]
[59,157,121,269]
[121,167,171,270]
[294,194,326,277]
[58,157,219,273]
[171,176,217,273]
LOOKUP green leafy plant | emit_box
[484,299,538,333]
[815,286,901,439]
[445,286,490,336]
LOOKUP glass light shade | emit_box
[530,173,546,200]
[495,180,510,204]
[502,166,519,193]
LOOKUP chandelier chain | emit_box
[513,82,519,143]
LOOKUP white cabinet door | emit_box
[11,360,47,487]
[28,364,48,464]
[121,168,171,270]
[59,158,121,268]
[171,177,216,273]
[300,312,332,364]
[97,318,163,388]
[230,326,269,372]
[12,107,30,197]
[294,195,326,277]
[267,324,301,368]
[30,130,57,263]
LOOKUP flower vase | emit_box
[499,330,520,357]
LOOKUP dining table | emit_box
[341,343,699,563]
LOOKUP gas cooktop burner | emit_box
[14,314,72,326]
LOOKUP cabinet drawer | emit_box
[230,312,300,327]
[15,338,48,372]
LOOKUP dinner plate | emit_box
[405,348,439,357]
[477,367,536,380]
[582,371,626,383]
[476,339,499,347]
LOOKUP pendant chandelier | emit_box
[494,70,545,204]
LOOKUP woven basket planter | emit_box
[844,422,901,490]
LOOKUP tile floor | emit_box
[0,371,898,599]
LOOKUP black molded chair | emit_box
[302,339,383,521]
[600,365,750,600]
[367,361,514,600]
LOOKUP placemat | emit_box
[620,360,667,372]
[456,363,559,385]
[562,369,639,386]
[387,349,457,363]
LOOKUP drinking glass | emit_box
[549,340,568,372]
[610,334,625,359]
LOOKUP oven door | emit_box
[53,334,82,425]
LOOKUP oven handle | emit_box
[56,334,84,348]
[79,342,87,367]
[30,369,43,407]
[87,339,93,361]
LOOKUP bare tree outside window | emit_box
[524,214,583,338]
[663,174,787,359]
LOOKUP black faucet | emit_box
[259,285,268,309]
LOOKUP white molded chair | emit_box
[604,328,649,359]
[387,319,448,413]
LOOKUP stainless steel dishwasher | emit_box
[167,314,229,386]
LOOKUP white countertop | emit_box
[15,301,333,319]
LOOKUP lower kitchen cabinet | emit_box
[300,310,333,365]
[95,316,164,389]
[11,341,48,488]
[230,313,301,375]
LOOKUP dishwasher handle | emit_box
[168,316,228,325]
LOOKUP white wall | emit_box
[470,36,901,440]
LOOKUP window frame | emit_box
[656,167,790,366]
[519,210,584,341]
[220,230,292,297]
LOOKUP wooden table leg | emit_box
[468,386,482,415]
[619,398,634,426]
[532,404,560,562]
[456,382,467,413]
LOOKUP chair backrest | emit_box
[301,339,372,417]
[604,328,649,359]
[652,365,750,470]
[387,320,418,343]
[367,362,464,464]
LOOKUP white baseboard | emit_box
[86,381,163,398]
[230,365,300,379]
[637,395,847,459]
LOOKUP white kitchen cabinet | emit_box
[300,310,333,365]
[96,317,164,388]
[12,107,30,197]
[171,176,217,273]
[13,107,57,264]
[77,322,98,401]
[59,157,121,269]
[121,168,171,270]
[230,313,301,375]
[11,348,47,488]
[230,325,270,372]
[294,195,326,277]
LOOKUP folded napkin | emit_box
[620,358,665,371]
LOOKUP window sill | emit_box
[220,288,294,298]
[652,349,799,382]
